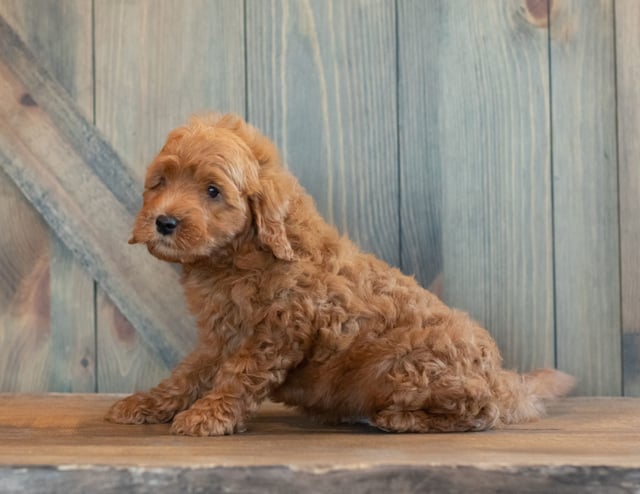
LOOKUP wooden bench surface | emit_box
[0,394,638,493]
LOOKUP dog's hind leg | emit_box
[370,403,500,433]
[105,349,220,424]
[366,340,502,433]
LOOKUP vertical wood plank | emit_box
[94,0,245,392]
[246,0,398,266]
[0,0,94,392]
[400,0,555,372]
[0,167,51,391]
[397,0,442,294]
[551,0,621,395]
[616,0,640,397]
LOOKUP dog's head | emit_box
[129,114,296,264]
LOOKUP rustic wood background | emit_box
[0,0,637,397]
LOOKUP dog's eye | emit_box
[207,185,220,198]
[148,176,165,190]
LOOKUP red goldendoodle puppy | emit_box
[106,113,574,436]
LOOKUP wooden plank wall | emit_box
[247,0,398,267]
[551,0,621,395]
[0,0,637,396]
[399,0,555,376]
[617,0,640,396]
[0,0,94,392]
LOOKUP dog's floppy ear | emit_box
[211,113,296,261]
[249,177,296,262]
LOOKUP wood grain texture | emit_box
[95,302,169,394]
[1,394,636,468]
[94,0,246,182]
[0,395,639,493]
[0,1,94,392]
[2,466,638,494]
[246,0,398,266]
[550,0,621,395]
[0,14,197,374]
[0,100,192,370]
[397,0,443,293]
[93,0,245,392]
[0,168,51,391]
[399,1,555,372]
[616,0,640,397]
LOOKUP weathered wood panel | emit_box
[397,0,443,294]
[0,395,639,493]
[0,14,197,378]
[550,0,621,395]
[398,0,445,295]
[616,0,640,397]
[246,0,398,266]
[93,0,246,392]
[95,298,168,396]
[0,168,51,391]
[3,465,640,494]
[399,0,555,372]
[0,1,94,392]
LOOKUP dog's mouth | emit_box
[145,235,213,264]
[145,239,187,263]
[156,236,177,247]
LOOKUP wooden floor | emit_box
[0,394,638,493]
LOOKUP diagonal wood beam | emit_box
[0,14,195,368]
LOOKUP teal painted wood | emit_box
[94,0,246,182]
[397,0,443,293]
[399,0,555,372]
[0,0,95,392]
[246,0,399,267]
[551,0,621,395]
[49,239,95,391]
[616,0,640,397]
[94,0,246,392]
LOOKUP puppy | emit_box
[106,113,574,436]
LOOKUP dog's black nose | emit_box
[156,215,179,235]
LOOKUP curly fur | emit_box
[106,113,575,436]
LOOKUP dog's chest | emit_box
[181,267,300,332]
[181,270,243,327]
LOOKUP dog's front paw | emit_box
[105,393,175,424]
[170,408,245,436]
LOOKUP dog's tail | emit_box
[496,368,575,425]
